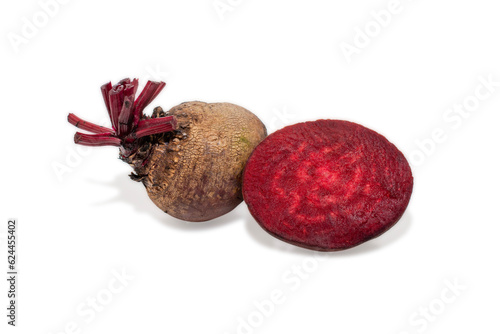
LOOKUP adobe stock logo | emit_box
[409,74,499,168]
[47,268,134,334]
[266,106,297,133]
[222,253,327,334]
[398,278,467,334]
[7,0,72,54]
[339,0,418,63]
[213,0,245,21]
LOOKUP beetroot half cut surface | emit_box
[242,120,413,251]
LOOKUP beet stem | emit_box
[136,115,177,130]
[100,82,113,118]
[117,78,131,85]
[74,132,121,147]
[117,83,139,136]
[133,81,154,122]
[143,82,167,111]
[108,85,124,131]
[133,81,166,125]
[135,117,177,139]
[68,113,113,133]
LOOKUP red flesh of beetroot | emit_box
[68,78,176,157]
[242,120,413,251]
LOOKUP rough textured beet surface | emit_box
[242,120,413,251]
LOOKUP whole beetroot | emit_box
[69,78,267,222]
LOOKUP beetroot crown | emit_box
[68,78,177,156]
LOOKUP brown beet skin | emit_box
[242,120,413,251]
[128,102,267,222]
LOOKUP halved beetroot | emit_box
[242,120,413,251]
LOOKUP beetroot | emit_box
[69,78,267,222]
[242,120,413,251]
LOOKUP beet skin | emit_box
[242,120,413,251]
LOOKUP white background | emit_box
[1,0,500,333]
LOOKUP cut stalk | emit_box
[135,118,177,139]
[101,82,113,119]
[68,114,113,133]
[108,85,124,131]
[117,83,139,136]
[137,115,177,130]
[74,132,121,147]
[133,81,166,125]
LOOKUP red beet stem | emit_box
[144,82,167,110]
[133,81,166,126]
[129,79,139,104]
[135,116,177,139]
[74,132,121,147]
[108,85,124,131]
[137,115,177,129]
[132,81,153,124]
[117,83,139,136]
[101,82,113,117]
[117,96,134,136]
[117,78,131,85]
[68,113,113,134]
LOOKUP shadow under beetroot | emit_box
[244,210,413,257]
[87,173,412,254]
[88,173,245,232]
